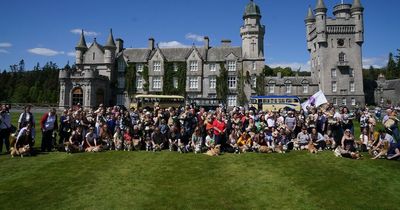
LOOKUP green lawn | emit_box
[0,113,399,210]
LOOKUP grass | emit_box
[0,113,399,210]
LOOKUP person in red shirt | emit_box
[212,113,226,147]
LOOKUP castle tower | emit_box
[305,0,365,107]
[104,29,116,64]
[240,0,265,59]
[75,29,87,65]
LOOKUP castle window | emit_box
[302,80,309,94]
[350,82,355,92]
[117,77,125,89]
[337,39,345,47]
[173,77,178,89]
[228,61,236,71]
[333,98,337,106]
[189,77,198,89]
[342,98,347,106]
[153,61,161,71]
[93,52,95,60]
[339,52,346,63]
[285,80,292,94]
[227,95,237,107]
[252,61,256,71]
[228,76,237,89]
[72,88,83,106]
[209,77,216,89]
[173,63,178,72]
[268,81,275,94]
[152,77,161,89]
[118,60,125,72]
[349,69,354,77]
[351,98,356,106]
[190,61,198,71]
[252,76,257,88]
[331,69,337,78]
[136,76,143,89]
[210,63,216,71]
[332,81,337,92]
[137,64,143,72]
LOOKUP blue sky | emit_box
[0,0,399,71]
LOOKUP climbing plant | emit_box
[216,62,228,103]
[125,63,136,94]
[163,62,187,96]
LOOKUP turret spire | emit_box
[351,0,364,11]
[315,0,326,10]
[105,29,116,48]
[305,6,315,22]
[75,29,88,50]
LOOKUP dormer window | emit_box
[339,52,346,63]
[228,61,236,71]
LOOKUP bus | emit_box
[130,95,185,110]
[250,95,301,112]
[187,97,224,111]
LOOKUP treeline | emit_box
[0,62,60,104]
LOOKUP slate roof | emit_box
[123,49,151,62]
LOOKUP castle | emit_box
[59,0,365,109]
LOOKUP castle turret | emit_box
[314,0,327,43]
[351,0,364,43]
[75,29,87,65]
[104,29,117,64]
[305,6,315,51]
[240,0,265,59]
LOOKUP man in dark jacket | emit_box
[40,108,58,152]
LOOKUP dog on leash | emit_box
[114,139,123,151]
[308,141,318,154]
[10,145,31,158]
[133,139,141,151]
[205,145,221,156]
[124,141,133,151]
[371,141,390,159]
[259,145,273,153]
[153,144,162,152]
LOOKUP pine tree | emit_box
[386,52,396,79]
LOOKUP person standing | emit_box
[18,105,35,131]
[0,104,12,153]
[40,108,58,152]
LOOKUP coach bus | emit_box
[130,95,185,110]
[187,97,224,111]
[250,95,301,112]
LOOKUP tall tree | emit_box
[386,52,396,79]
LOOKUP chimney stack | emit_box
[221,39,231,47]
[148,38,155,50]
[204,36,210,49]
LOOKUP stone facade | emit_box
[305,0,365,107]
[59,0,366,109]
[375,74,400,107]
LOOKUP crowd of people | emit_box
[1,102,400,160]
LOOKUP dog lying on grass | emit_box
[259,145,273,153]
[85,146,103,152]
[371,141,390,160]
[308,141,318,154]
[10,145,31,158]
[334,146,361,159]
[205,145,221,156]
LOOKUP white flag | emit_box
[301,90,328,111]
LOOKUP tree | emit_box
[18,59,25,72]
[395,49,400,78]
[386,52,396,79]
[263,65,274,76]
[34,62,40,71]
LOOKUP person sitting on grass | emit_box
[341,129,355,152]
[309,127,325,151]
[296,126,310,150]
[85,127,100,152]
[65,126,83,153]
[205,128,215,150]
[371,129,395,159]
[15,122,34,155]
[113,127,123,151]
[191,127,202,154]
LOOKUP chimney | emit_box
[148,38,155,50]
[277,72,282,78]
[116,38,124,53]
[204,36,210,49]
[221,39,231,47]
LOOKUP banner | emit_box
[301,90,328,111]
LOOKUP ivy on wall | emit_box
[216,62,228,103]
[254,74,266,96]
[141,64,149,92]
[237,70,248,106]
[125,63,136,94]
[163,62,186,96]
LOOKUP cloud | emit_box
[67,51,75,57]
[159,41,190,48]
[28,48,65,56]
[0,42,12,48]
[185,33,204,42]
[269,61,311,71]
[70,28,99,36]
[362,56,387,69]
[0,49,9,54]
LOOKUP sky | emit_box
[0,0,399,71]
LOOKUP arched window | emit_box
[72,88,83,106]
